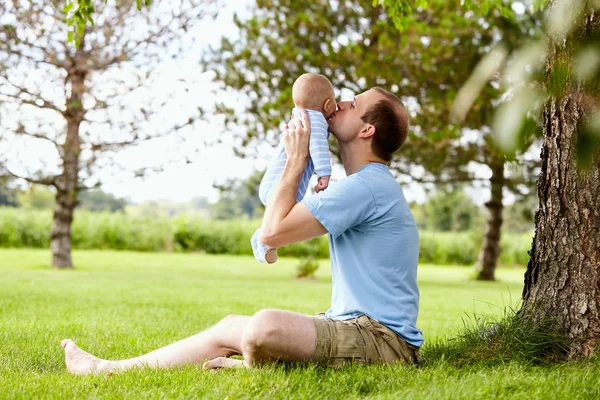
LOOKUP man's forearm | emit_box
[261,156,307,239]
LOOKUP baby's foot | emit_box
[265,248,278,264]
[251,228,278,264]
[61,339,110,375]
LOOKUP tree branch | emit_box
[6,168,59,187]
[89,8,195,71]
[0,46,67,69]
[88,134,141,152]
[76,182,101,191]
[13,123,61,148]
[87,113,199,152]
[0,81,65,115]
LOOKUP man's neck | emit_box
[339,142,385,175]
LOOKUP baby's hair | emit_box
[292,73,334,111]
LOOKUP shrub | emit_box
[0,207,533,266]
[295,257,320,278]
[498,232,534,266]
[419,231,478,265]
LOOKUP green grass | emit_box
[1,248,599,399]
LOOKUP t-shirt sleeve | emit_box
[302,176,375,238]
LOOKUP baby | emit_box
[251,73,336,264]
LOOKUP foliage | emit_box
[172,215,329,258]
[211,170,265,220]
[16,186,56,210]
[203,0,541,185]
[77,189,127,212]
[503,192,537,233]
[62,0,152,47]
[0,175,19,207]
[0,207,171,251]
[126,197,211,219]
[419,231,480,265]
[0,207,532,266]
[421,188,483,232]
[377,0,600,166]
[71,211,172,251]
[295,256,320,278]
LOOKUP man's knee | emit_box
[218,314,240,325]
[241,310,280,357]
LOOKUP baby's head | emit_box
[292,73,336,119]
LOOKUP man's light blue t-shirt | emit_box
[302,163,424,347]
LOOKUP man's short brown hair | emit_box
[361,87,409,162]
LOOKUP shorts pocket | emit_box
[332,324,367,360]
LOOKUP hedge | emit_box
[0,207,532,266]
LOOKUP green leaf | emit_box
[62,1,74,14]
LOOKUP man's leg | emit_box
[62,309,318,374]
[62,314,250,375]
[203,309,317,369]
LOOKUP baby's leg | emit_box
[296,159,315,202]
[259,143,287,206]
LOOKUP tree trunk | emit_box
[475,160,504,281]
[521,12,600,358]
[50,40,87,268]
[50,189,77,268]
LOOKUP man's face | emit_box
[327,89,383,142]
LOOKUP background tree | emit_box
[211,170,265,220]
[0,175,19,207]
[422,188,483,232]
[202,0,541,281]
[502,192,537,233]
[77,190,127,212]
[0,0,215,268]
[17,186,56,210]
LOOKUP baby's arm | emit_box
[308,117,332,192]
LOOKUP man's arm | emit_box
[259,113,328,248]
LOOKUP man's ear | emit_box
[360,124,376,139]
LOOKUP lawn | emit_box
[1,249,598,399]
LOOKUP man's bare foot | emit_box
[202,357,247,370]
[265,248,278,264]
[61,339,111,375]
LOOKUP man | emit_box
[61,87,423,374]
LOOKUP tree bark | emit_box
[50,188,77,268]
[521,12,600,358]
[475,159,504,281]
[50,41,88,269]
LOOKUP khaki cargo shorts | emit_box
[311,314,421,367]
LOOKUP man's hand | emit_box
[283,110,311,162]
[315,176,330,193]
